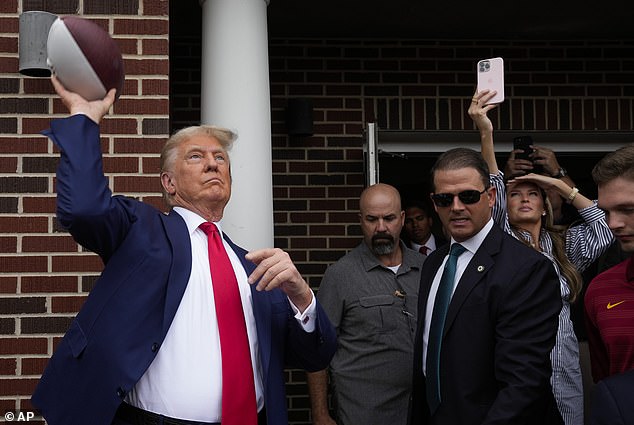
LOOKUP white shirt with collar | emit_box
[127,207,316,421]
[411,233,439,254]
[421,218,494,374]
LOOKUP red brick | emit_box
[0,17,18,34]
[0,358,16,375]
[124,58,169,76]
[22,236,78,253]
[0,338,47,355]
[0,236,17,253]
[142,157,161,173]
[0,276,17,294]
[142,38,169,55]
[0,0,16,12]
[142,78,170,96]
[113,175,161,193]
[103,156,140,173]
[114,18,168,36]
[0,36,17,54]
[0,57,18,73]
[114,98,169,115]
[20,357,48,376]
[100,118,140,135]
[114,37,138,55]
[0,156,17,172]
[51,296,87,313]
[21,196,57,214]
[0,217,48,233]
[21,275,78,293]
[0,378,39,396]
[0,137,49,154]
[0,256,47,273]
[0,399,16,415]
[20,118,52,136]
[143,0,169,15]
[51,254,103,273]
[113,137,165,154]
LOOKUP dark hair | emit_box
[430,148,491,192]
[592,144,634,186]
[403,198,434,217]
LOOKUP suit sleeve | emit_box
[485,254,562,424]
[588,380,624,425]
[45,115,138,262]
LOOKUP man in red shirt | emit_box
[585,145,634,382]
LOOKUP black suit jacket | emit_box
[410,224,564,425]
[589,369,634,425]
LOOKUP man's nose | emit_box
[204,155,219,171]
[451,196,465,210]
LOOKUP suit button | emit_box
[151,343,159,352]
[116,387,125,398]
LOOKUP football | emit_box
[46,16,124,101]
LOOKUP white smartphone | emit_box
[477,57,505,104]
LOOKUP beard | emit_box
[371,233,396,256]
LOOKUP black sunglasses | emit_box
[431,189,487,207]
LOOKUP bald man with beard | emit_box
[307,183,424,425]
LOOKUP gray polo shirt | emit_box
[317,241,424,425]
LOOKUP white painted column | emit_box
[199,0,273,250]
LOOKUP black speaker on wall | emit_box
[285,98,314,137]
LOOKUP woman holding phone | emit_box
[468,89,613,425]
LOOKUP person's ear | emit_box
[161,172,176,195]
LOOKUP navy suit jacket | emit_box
[409,224,564,425]
[589,369,634,425]
[31,115,337,425]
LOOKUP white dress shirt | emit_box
[411,233,439,254]
[127,207,316,421]
[421,219,493,374]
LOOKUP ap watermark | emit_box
[4,411,35,421]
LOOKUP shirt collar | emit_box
[449,218,494,255]
[173,206,224,236]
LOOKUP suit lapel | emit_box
[223,233,272,377]
[161,211,192,334]
[444,226,503,336]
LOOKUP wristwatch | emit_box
[553,167,567,178]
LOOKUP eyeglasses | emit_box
[431,189,487,207]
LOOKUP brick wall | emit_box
[0,0,169,421]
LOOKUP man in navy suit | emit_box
[409,148,563,425]
[31,78,336,425]
[588,369,634,425]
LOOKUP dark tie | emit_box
[426,243,467,414]
[419,246,430,255]
[200,222,257,425]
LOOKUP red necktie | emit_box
[419,246,430,255]
[200,222,257,425]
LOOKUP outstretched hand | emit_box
[507,172,560,191]
[51,75,116,124]
[504,150,534,177]
[468,89,499,133]
[246,248,313,312]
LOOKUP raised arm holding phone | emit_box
[469,88,613,425]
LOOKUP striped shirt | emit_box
[491,172,614,425]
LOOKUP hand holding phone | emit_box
[477,57,505,104]
[513,136,533,161]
